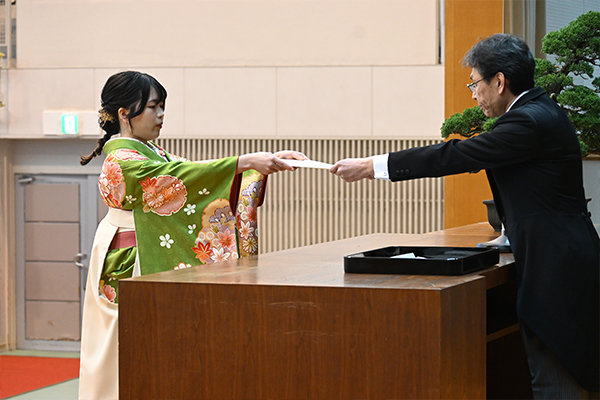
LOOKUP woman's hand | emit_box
[273,150,308,161]
[237,151,307,175]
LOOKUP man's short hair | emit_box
[463,33,535,95]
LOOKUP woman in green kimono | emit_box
[78,71,305,399]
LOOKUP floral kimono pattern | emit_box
[98,138,265,302]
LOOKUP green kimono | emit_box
[97,138,265,303]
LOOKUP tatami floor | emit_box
[3,350,79,400]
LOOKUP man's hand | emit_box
[330,157,374,182]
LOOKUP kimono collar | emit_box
[103,137,172,161]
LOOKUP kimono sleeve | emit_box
[109,155,241,275]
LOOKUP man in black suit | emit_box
[331,34,599,398]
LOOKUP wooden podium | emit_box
[119,223,531,399]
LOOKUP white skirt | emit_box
[79,208,138,400]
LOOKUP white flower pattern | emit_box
[174,262,192,270]
[188,224,197,234]
[211,247,230,263]
[238,221,254,239]
[184,204,196,215]
[160,233,174,248]
[199,188,210,195]
[125,195,137,204]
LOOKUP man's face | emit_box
[469,68,504,118]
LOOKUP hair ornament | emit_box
[99,108,116,124]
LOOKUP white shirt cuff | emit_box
[372,153,390,180]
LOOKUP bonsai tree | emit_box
[441,106,496,138]
[441,11,600,156]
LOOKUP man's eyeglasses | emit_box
[467,78,485,93]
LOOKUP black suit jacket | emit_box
[387,87,599,391]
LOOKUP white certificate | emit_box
[282,159,333,169]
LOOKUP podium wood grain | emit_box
[120,223,514,399]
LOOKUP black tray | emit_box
[344,246,500,275]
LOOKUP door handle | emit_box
[74,253,88,269]
[17,176,35,184]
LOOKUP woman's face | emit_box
[125,87,165,143]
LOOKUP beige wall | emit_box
[18,0,439,68]
[2,0,444,140]
[2,65,443,139]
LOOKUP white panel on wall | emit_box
[277,67,372,137]
[17,0,439,68]
[6,69,95,137]
[373,65,445,138]
[3,65,445,140]
[183,68,277,138]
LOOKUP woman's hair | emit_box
[80,71,167,165]
[462,33,535,96]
